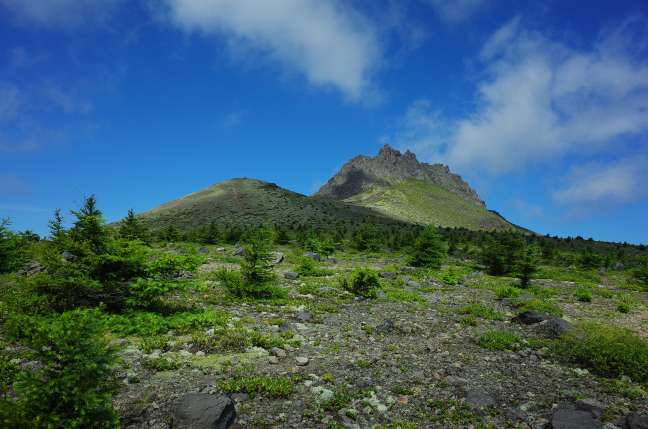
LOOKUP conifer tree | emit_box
[241,227,275,285]
[409,225,447,268]
[516,246,539,288]
[119,209,148,242]
[70,195,108,254]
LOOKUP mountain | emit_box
[138,178,407,232]
[314,144,516,231]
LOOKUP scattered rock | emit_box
[216,247,225,252]
[576,398,605,419]
[379,272,396,279]
[61,251,77,261]
[551,405,602,429]
[271,347,287,358]
[464,389,496,409]
[536,317,574,339]
[198,247,209,255]
[268,356,279,365]
[284,271,299,280]
[375,319,395,334]
[400,266,416,273]
[624,413,648,429]
[295,357,309,366]
[271,252,285,265]
[232,247,245,256]
[311,386,334,402]
[304,252,321,261]
[296,311,313,322]
[406,279,421,288]
[324,256,337,264]
[512,311,551,325]
[173,393,236,429]
[17,261,46,276]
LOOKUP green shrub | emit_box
[495,286,522,299]
[143,356,181,372]
[616,294,637,314]
[240,227,276,285]
[147,253,202,280]
[516,298,563,317]
[554,322,648,383]
[440,267,459,285]
[104,310,229,336]
[219,375,294,398]
[409,226,447,268]
[217,269,286,299]
[575,285,593,302]
[459,303,505,321]
[478,330,521,351]
[633,262,648,291]
[295,258,332,277]
[340,268,381,299]
[126,278,182,310]
[140,335,173,353]
[2,309,119,427]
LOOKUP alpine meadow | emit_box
[1,1,648,429]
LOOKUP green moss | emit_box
[478,330,521,351]
[459,303,505,321]
[218,375,294,398]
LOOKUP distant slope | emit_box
[315,145,519,231]
[139,178,408,232]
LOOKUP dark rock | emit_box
[176,270,194,279]
[232,247,245,256]
[536,317,574,339]
[400,266,416,273]
[61,251,77,261]
[625,413,648,429]
[279,322,291,332]
[324,256,337,264]
[465,389,495,409]
[304,252,321,261]
[173,393,235,429]
[17,261,46,276]
[198,247,210,255]
[379,272,396,279]
[576,399,604,419]
[284,271,299,280]
[406,280,421,288]
[551,405,602,429]
[512,311,551,325]
[296,311,313,322]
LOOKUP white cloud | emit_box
[391,18,648,176]
[554,158,648,205]
[163,0,380,100]
[423,0,487,24]
[0,0,122,27]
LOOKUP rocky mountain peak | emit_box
[315,145,485,207]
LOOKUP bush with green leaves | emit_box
[495,285,522,299]
[216,268,286,300]
[554,322,648,383]
[146,253,202,280]
[409,226,446,268]
[515,246,539,288]
[478,330,521,351]
[352,224,382,252]
[633,261,648,291]
[340,268,381,299]
[1,309,119,428]
[0,219,28,274]
[575,285,593,302]
[296,257,332,277]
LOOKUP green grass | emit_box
[103,309,230,336]
[346,178,516,231]
[574,285,593,302]
[554,322,648,383]
[514,298,563,317]
[535,266,600,285]
[478,329,521,351]
[495,285,522,299]
[218,375,294,398]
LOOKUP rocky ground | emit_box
[111,245,648,429]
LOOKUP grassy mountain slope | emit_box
[139,178,408,231]
[344,178,516,231]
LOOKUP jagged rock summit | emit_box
[315,144,484,206]
[315,144,517,231]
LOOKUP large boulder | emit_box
[512,311,551,325]
[535,317,574,339]
[17,261,46,276]
[304,252,321,261]
[232,247,245,256]
[271,252,284,265]
[625,413,648,429]
[173,393,235,429]
[551,406,602,429]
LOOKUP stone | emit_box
[271,347,287,358]
[61,251,77,261]
[400,266,416,273]
[406,280,421,288]
[576,399,605,419]
[284,271,299,280]
[324,256,337,264]
[512,311,551,325]
[379,272,396,279]
[304,252,321,261]
[551,406,602,429]
[173,393,236,429]
[296,311,313,322]
[198,247,209,254]
[465,389,495,409]
[271,252,284,265]
[375,319,395,334]
[536,317,574,339]
[311,386,334,402]
[295,356,309,366]
[216,247,225,252]
[17,261,46,276]
[625,413,648,429]
[268,356,279,364]
[232,247,245,256]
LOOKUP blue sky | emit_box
[1,0,648,243]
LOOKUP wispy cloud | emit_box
[162,0,381,101]
[0,174,31,196]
